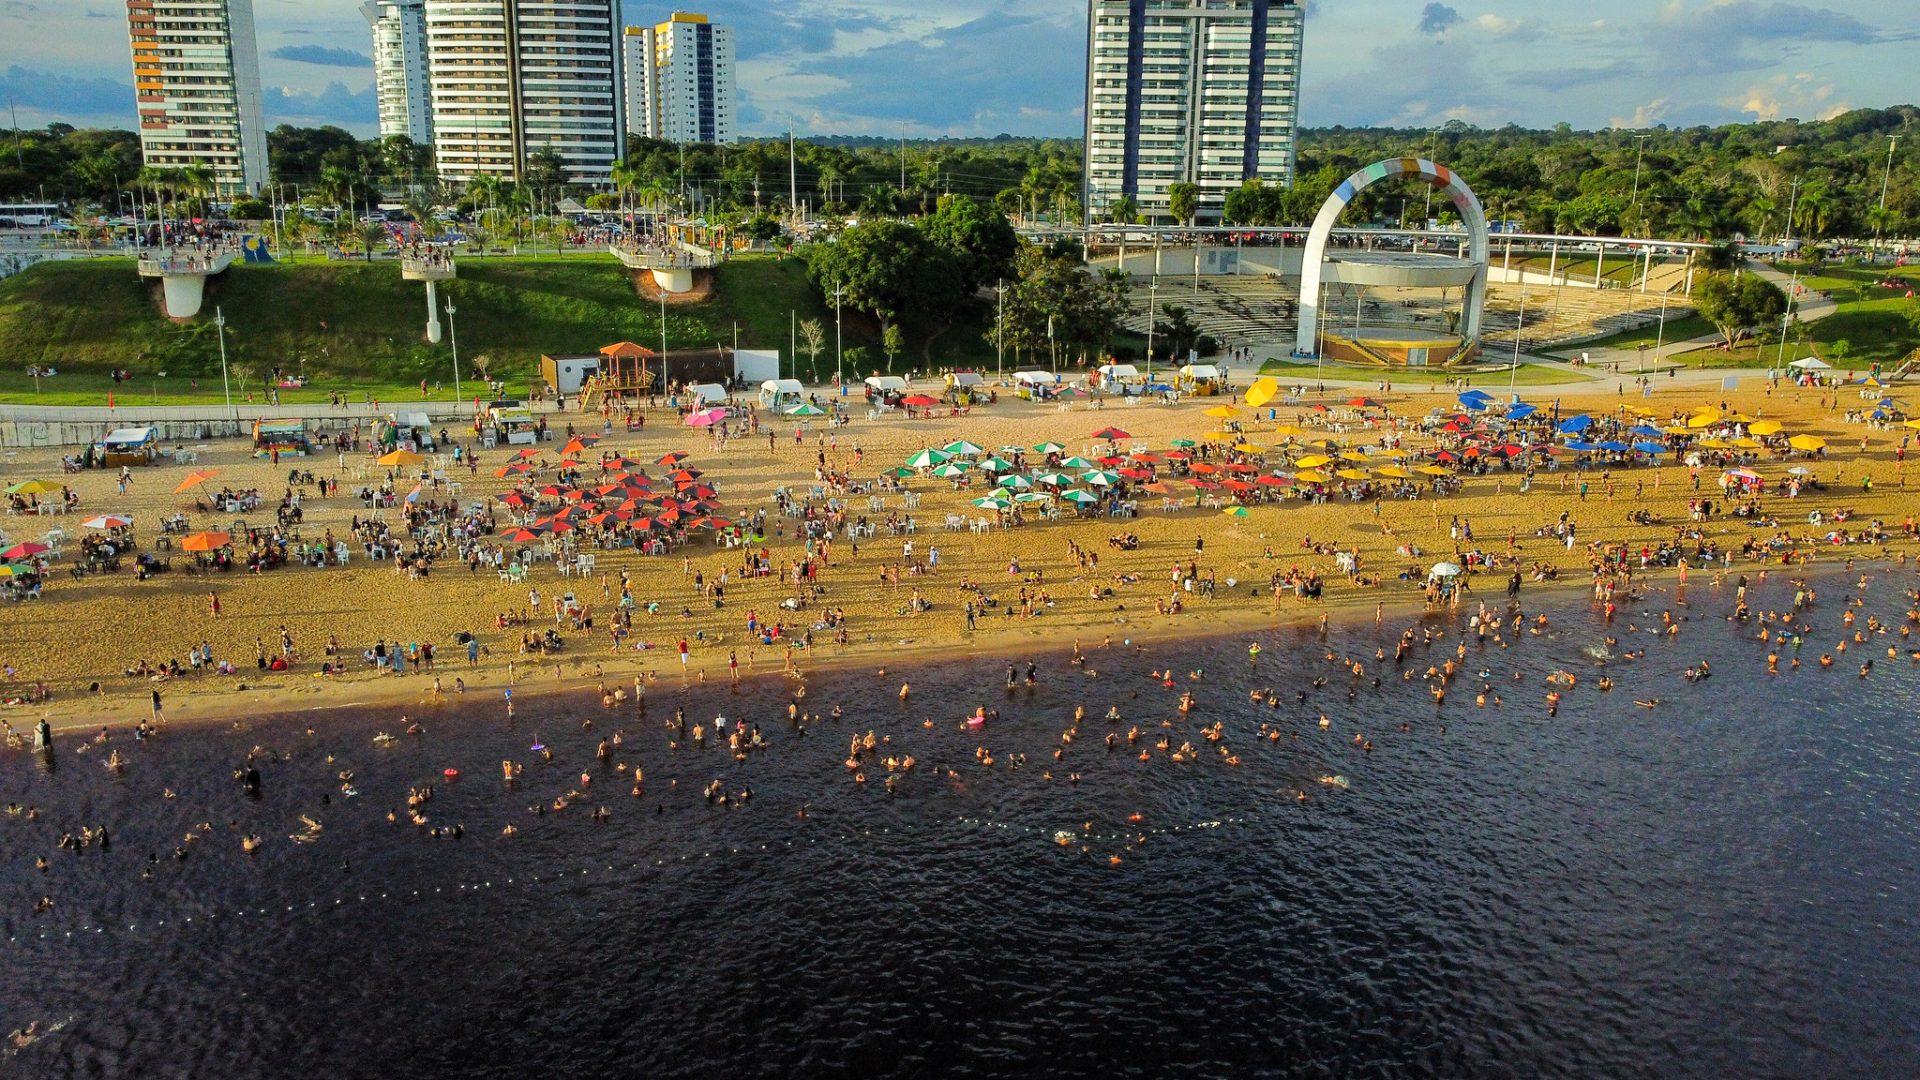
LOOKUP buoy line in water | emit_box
[0,808,1301,949]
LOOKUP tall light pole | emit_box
[994,279,1007,380]
[1650,287,1670,372]
[1783,176,1801,245]
[1628,133,1651,230]
[445,299,461,404]
[1876,135,1901,257]
[1047,314,1056,376]
[658,286,670,392]
[1508,283,1528,393]
[214,306,233,414]
[832,285,844,388]
[1776,266,1800,371]
[1146,277,1157,382]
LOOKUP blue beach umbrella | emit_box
[1595,440,1629,452]
[1557,415,1594,433]
[1506,402,1538,419]
[1564,440,1598,452]
[1634,442,1667,454]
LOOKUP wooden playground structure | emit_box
[579,341,658,410]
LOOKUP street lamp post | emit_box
[658,286,670,393]
[1146,278,1158,383]
[994,279,1007,381]
[1776,266,1800,371]
[1047,315,1056,376]
[1509,284,1528,393]
[445,299,461,404]
[832,285,844,388]
[1628,133,1651,224]
[1876,135,1901,258]
[1651,288,1670,372]
[214,305,233,415]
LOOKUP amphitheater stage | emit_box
[1318,325,1472,366]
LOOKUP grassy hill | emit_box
[0,254,995,404]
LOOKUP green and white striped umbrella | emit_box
[932,462,970,478]
[972,494,1012,509]
[1033,441,1066,454]
[979,456,1015,472]
[1032,471,1073,486]
[1060,455,1096,469]
[1081,469,1121,486]
[1013,491,1054,504]
[785,402,826,417]
[905,448,952,468]
[997,474,1033,490]
[1061,489,1099,505]
[942,439,984,456]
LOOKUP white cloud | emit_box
[1728,72,1850,121]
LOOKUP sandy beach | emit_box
[1,372,1914,733]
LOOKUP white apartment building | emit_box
[423,0,624,184]
[623,12,734,145]
[1083,0,1304,223]
[126,0,269,195]
[362,0,433,145]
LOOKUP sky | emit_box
[0,0,1915,138]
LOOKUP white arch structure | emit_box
[1296,158,1489,359]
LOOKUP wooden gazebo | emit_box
[582,341,657,408]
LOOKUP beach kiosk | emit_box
[101,426,159,466]
[487,406,539,446]
[252,419,312,458]
[386,410,437,451]
[1177,364,1223,396]
[1094,363,1142,395]
[758,379,806,411]
[687,382,729,407]
[1013,369,1062,401]
[863,375,908,407]
[943,370,987,406]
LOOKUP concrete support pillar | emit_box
[159,274,208,319]
[425,280,443,344]
[1595,248,1606,288]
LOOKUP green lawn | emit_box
[0,253,996,404]
[1768,261,1920,305]
[1258,357,1594,386]
[1675,293,1919,369]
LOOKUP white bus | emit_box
[0,203,60,228]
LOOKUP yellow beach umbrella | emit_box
[1904,418,1920,430]
[1731,437,1764,449]
[1293,454,1332,469]
[1339,449,1370,462]
[6,479,62,495]
[1725,413,1754,423]
[1245,379,1278,408]
[1204,405,1240,419]
[1415,464,1451,477]
[1686,410,1721,428]
[1695,438,1730,450]
[1271,424,1306,437]
[1663,426,1692,436]
[1204,430,1238,442]
[1334,468,1371,481]
[1787,434,1827,452]
[1748,420,1784,436]
[1375,465,1410,479]
[1294,469,1330,483]
[1233,442,1264,454]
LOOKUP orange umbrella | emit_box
[180,531,231,552]
[174,468,220,493]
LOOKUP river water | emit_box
[2,568,1917,1078]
